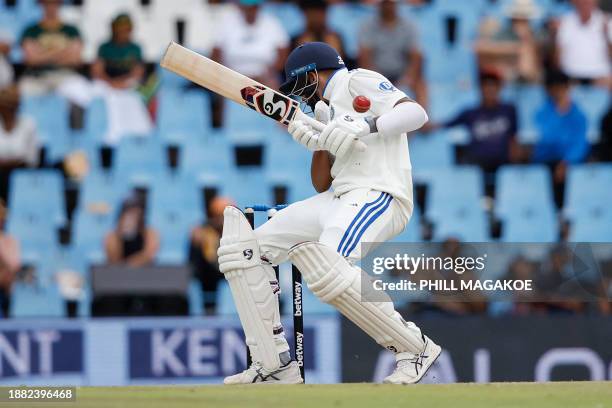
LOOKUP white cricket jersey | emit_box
[322,68,415,217]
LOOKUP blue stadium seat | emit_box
[564,164,612,220]
[188,279,204,316]
[21,94,71,163]
[495,165,555,217]
[114,135,166,180]
[262,2,305,37]
[8,169,66,226]
[428,82,479,121]
[569,213,612,242]
[327,3,374,59]
[223,102,275,144]
[221,168,274,209]
[6,215,58,261]
[10,282,64,318]
[158,90,210,142]
[179,134,233,177]
[217,281,237,315]
[72,209,114,263]
[149,172,201,220]
[79,170,130,215]
[84,98,108,143]
[409,131,454,184]
[501,207,558,242]
[516,85,546,143]
[390,205,423,243]
[571,86,610,142]
[426,166,488,241]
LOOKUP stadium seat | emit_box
[495,165,555,217]
[188,279,204,316]
[327,3,374,59]
[564,164,612,220]
[571,86,610,142]
[408,131,454,184]
[72,209,114,263]
[114,135,167,180]
[216,281,237,315]
[84,98,108,143]
[569,213,612,243]
[21,94,71,163]
[79,170,130,215]
[10,282,65,318]
[262,1,305,37]
[158,89,210,143]
[179,134,233,177]
[500,208,559,242]
[8,169,66,226]
[516,85,546,143]
[221,168,274,209]
[390,205,423,243]
[6,214,58,261]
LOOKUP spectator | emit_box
[104,196,159,267]
[433,68,519,179]
[19,0,83,96]
[210,0,289,126]
[292,1,345,58]
[0,85,39,203]
[189,196,234,315]
[92,14,145,90]
[476,0,543,82]
[358,0,427,106]
[0,30,13,89]
[532,70,589,207]
[0,199,20,317]
[556,0,612,87]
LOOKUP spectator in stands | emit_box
[189,196,233,315]
[105,195,159,267]
[210,0,289,126]
[292,0,345,58]
[0,30,13,89]
[532,70,589,207]
[19,0,83,96]
[431,68,520,180]
[475,0,543,83]
[0,85,40,203]
[0,199,20,317]
[358,0,427,107]
[556,0,612,87]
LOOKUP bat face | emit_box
[240,85,300,126]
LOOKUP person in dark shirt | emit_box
[436,68,519,178]
[19,0,83,95]
[91,14,144,89]
[291,0,345,61]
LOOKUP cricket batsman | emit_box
[217,42,441,384]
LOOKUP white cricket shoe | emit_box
[383,336,442,384]
[224,361,303,385]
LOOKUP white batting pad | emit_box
[217,206,281,370]
[288,242,425,354]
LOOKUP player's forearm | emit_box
[370,101,429,137]
[311,150,333,193]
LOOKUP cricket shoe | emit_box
[383,336,442,384]
[224,361,303,385]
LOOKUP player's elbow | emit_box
[411,103,429,131]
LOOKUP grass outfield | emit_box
[66,382,611,408]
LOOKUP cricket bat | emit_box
[160,42,324,131]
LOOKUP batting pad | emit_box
[217,206,281,370]
[288,242,425,354]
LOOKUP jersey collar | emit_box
[322,68,349,101]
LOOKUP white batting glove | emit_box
[318,115,368,158]
[288,120,322,151]
[314,100,331,124]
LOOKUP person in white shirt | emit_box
[556,0,612,86]
[0,85,39,203]
[217,42,441,385]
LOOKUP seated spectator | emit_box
[358,0,427,106]
[532,70,589,207]
[556,0,612,87]
[19,0,83,96]
[292,0,345,58]
[104,196,159,267]
[210,0,289,126]
[0,85,39,203]
[431,68,519,180]
[475,0,543,82]
[0,199,20,317]
[189,196,233,315]
[0,29,13,89]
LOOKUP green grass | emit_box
[33,382,611,408]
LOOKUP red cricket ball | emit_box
[353,95,371,113]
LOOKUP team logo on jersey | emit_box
[378,81,397,92]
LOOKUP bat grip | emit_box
[295,110,325,133]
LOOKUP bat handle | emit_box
[294,109,326,133]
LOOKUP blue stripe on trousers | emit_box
[341,193,391,257]
[344,194,393,257]
[336,192,386,254]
